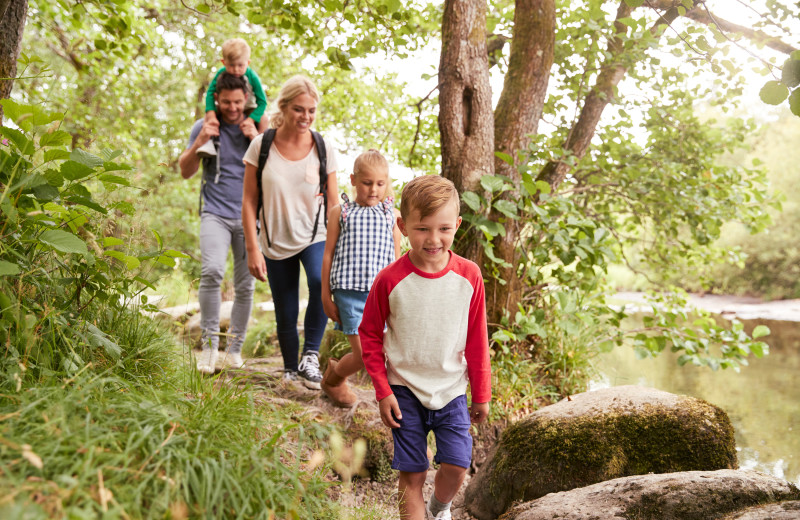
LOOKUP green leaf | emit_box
[384,0,401,13]
[535,180,552,195]
[39,131,72,148]
[781,58,800,88]
[151,229,163,250]
[162,249,190,259]
[759,81,789,105]
[751,324,770,339]
[39,229,88,255]
[0,127,35,156]
[196,3,210,14]
[789,89,800,117]
[87,323,122,359]
[60,160,95,181]
[623,0,644,7]
[102,237,125,247]
[480,175,505,193]
[494,151,513,165]
[0,260,21,276]
[98,174,130,186]
[0,99,60,131]
[462,191,482,212]
[70,149,104,168]
[493,199,518,218]
[43,149,71,163]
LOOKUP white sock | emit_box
[428,493,451,516]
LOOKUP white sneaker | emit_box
[425,500,452,520]
[297,351,322,390]
[196,349,219,374]
[220,352,245,369]
[196,139,217,158]
[282,370,298,383]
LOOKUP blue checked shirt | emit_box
[330,194,396,292]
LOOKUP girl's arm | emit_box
[242,161,267,282]
[245,68,269,123]
[205,67,226,113]
[392,208,403,259]
[321,205,343,323]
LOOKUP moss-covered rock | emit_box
[347,407,395,482]
[465,385,738,520]
[498,470,800,520]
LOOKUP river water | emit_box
[592,315,800,485]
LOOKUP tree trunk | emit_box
[0,0,28,125]
[484,0,555,326]
[438,0,495,197]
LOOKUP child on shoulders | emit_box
[359,175,492,520]
[197,38,269,158]
[320,149,402,407]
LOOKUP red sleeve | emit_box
[358,269,394,402]
[463,261,492,404]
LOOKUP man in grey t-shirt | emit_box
[178,73,258,373]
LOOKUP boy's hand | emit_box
[378,394,402,429]
[239,118,258,140]
[469,402,489,424]
[322,298,340,324]
[197,117,220,146]
[203,111,218,124]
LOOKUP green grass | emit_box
[0,308,338,519]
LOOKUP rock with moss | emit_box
[497,470,800,520]
[465,385,738,520]
[319,328,352,370]
[722,500,800,519]
[347,407,395,482]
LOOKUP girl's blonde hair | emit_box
[353,149,393,200]
[269,75,320,129]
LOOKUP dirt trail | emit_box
[215,354,478,520]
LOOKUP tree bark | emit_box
[0,0,27,125]
[484,0,555,325]
[438,0,495,195]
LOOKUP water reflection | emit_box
[592,318,800,485]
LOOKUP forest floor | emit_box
[211,353,484,520]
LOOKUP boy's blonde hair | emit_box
[222,38,251,62]
[400,175,459,220]
[269,75,320,129]
[354,149,392,199]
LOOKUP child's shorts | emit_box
[389,385,473,473]
[332,289,369,335]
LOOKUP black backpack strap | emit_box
[309,130,328,242]
[256,128,277,248]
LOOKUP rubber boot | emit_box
[321,359,357,408]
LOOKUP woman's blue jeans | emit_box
[264,241,328,372]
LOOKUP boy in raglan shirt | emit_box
[359,175,492,520]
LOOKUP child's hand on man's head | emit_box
[469,402,489,424]
[378,394,402,429]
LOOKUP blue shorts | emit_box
[390,385,473,473]
[332,289,369,335]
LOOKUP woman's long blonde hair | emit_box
[269,75,320,129]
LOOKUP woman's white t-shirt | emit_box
[243,133,338,260]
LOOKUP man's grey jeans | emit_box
[199,212,255,353]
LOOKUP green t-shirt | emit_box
[204,66,267,123]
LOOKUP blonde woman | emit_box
[242,75,338,388]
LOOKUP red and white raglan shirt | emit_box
[359,251,491,410]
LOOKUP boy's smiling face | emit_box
[398,200,461,273]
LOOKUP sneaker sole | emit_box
[301,378,321,390]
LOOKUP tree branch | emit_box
[408,82,440,166]
[684,7,798,55]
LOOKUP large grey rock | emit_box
[722,501,800,519]
[184,301,234,347]
[466,385,737,520]
[498,470,800,520]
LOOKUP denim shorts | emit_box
[332,289,369,335]
[390,385,473,473]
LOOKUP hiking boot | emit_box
[196,139,217,158]
[196,349,218,374]
[220,352,245,370]
[320,359,357,407]
[425,500,452,520]
[297,351,322,390]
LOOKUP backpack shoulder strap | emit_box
[310,130,328,226]
[256,128,277,247]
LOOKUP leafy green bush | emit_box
[0,101,338,519]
